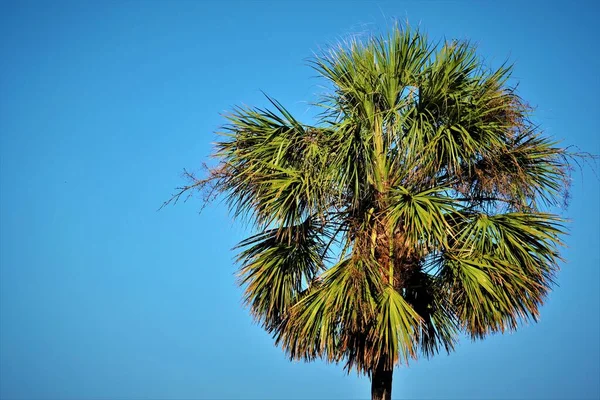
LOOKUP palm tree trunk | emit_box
[371,364,393,400]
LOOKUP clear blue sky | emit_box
[1,1,598,399]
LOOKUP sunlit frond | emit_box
[236,217,327,330]
[371,285,424,368]
[439,212,565,337]
[387,185,457,251]
[275,258,382,372]
[214,97,334,227]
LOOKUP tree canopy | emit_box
[166,25,574,396]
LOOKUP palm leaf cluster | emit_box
[180,26,569,376]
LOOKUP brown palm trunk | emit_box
[371,364,393,400]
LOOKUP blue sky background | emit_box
[1,1,599,399]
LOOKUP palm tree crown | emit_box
[168,26,570,399]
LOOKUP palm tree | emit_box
[167,26,571,400]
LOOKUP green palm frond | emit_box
[371,285,424,368]
[215,98,334,227]
[275,258,382,371]
[236,217,327,330]
[440,211,565,337]
[311,27,430,120]
[387,185,457,251]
